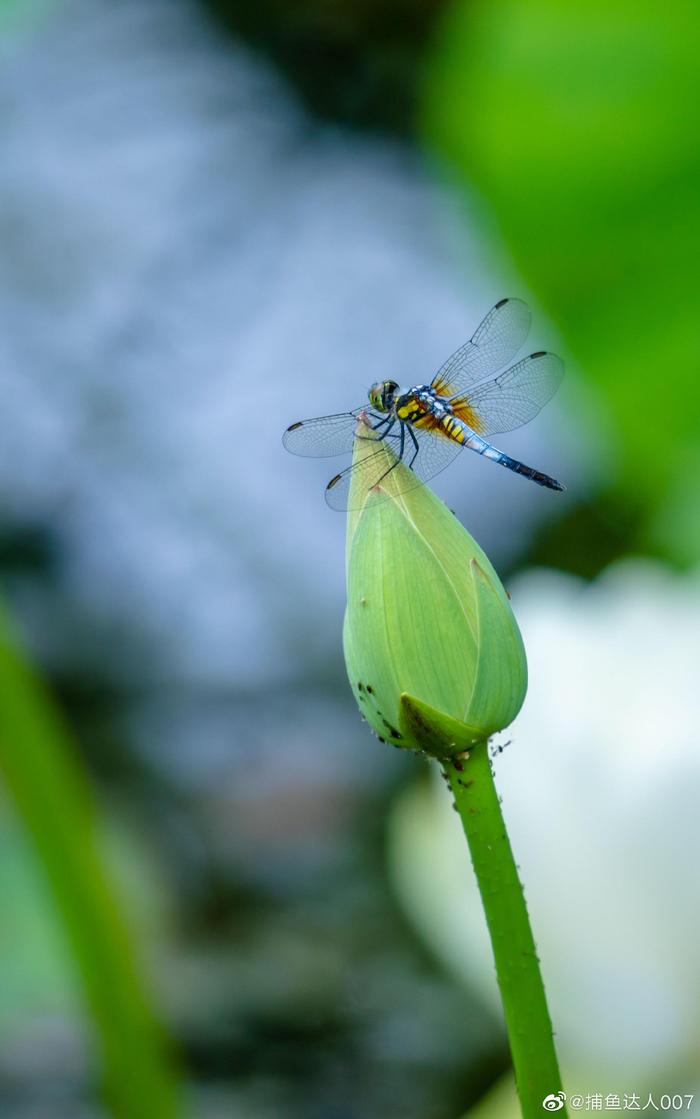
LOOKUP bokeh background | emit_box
[1,1,699,1117]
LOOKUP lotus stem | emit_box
[444,741,566,1119]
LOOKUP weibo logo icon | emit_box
[542,1092,567,1111]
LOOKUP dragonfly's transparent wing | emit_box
[325,424,463,510]
[431,298,531,396]
[454,351,564,436]
[283,410,364,457]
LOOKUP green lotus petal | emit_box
[399,693,485,757]
[467,558,527,736]
[343,427,527,752]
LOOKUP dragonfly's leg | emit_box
[357,414,393,441]
[397,421,406,461]
[373,422,405,487]
[405,424,419,470]
[360,420,398,445]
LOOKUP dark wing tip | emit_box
[495,297,509,309]
[282,422,301,450]
[326,473,342,490]
[530,350,547,359]
[286,421,303,432]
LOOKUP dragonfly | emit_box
[283,298,565,510]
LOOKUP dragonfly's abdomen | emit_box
[435,414,468,444]
[464,431,565,491]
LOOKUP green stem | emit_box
[444,741,566,1119]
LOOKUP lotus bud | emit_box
[343,419,527,757]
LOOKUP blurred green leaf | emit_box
[0,609,180,1119]
[423,0,700,558]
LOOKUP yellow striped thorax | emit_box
[395,390,428,422]
[393,387,467,444]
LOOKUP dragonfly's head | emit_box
[368,380,399,413]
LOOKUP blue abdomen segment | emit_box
[462,429,565,492]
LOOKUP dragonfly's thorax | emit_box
[394,385,449,424]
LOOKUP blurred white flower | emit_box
[389,560,700,1089]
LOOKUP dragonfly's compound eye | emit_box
[382,380,399,409]
[368,382,385,410]
[369,380,399,412]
